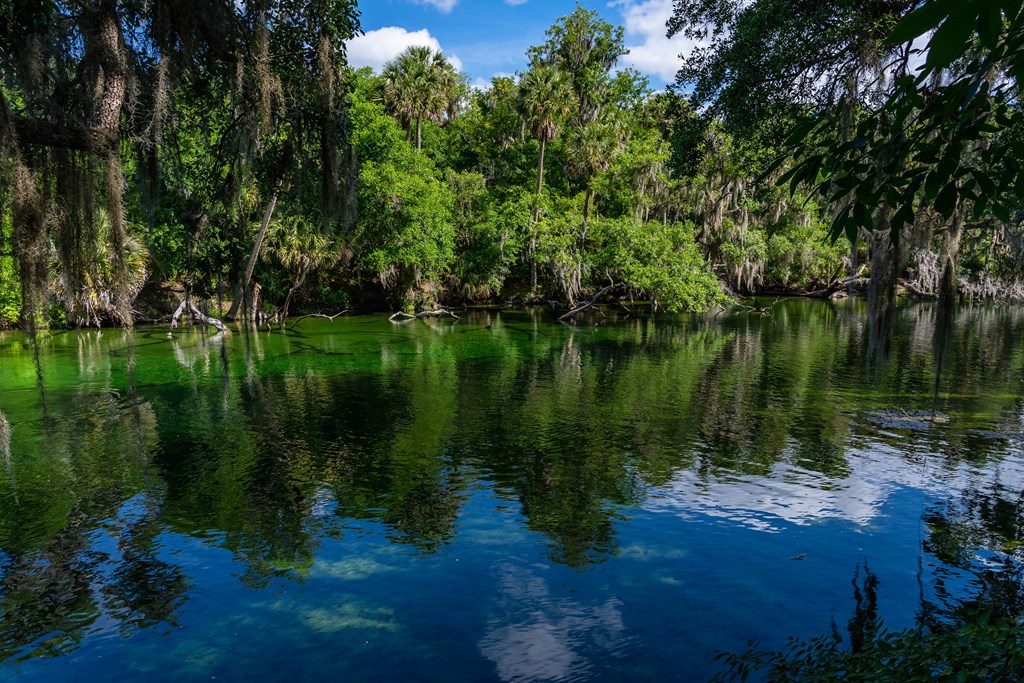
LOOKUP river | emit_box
[0,299,1022,681]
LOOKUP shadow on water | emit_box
[0,300,1022,678]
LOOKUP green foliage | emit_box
[378,45,464,152]
[356,159,456,293]
[527,2,627,123]
[0,255,20,325]
[595,218,726,312]
[772,1,1023,245]
[9,0,950,325]
[453,188,534,298]
[669,0,907,133]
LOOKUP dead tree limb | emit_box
[169,300,229,334]
[416,309,460,319]
[287,310,348,329]
[806,265,867,298]
[390,309,460,322]
[558,284,618,321]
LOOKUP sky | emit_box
[346,0,699,90]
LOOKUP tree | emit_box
[0,0,360,327]
[520,65,574,289]
[266,216,339,325]
[564,119,625,242]
[776,0,1024,361]
[669,0,916,134]
[379,46,462,152]
[528,2,627,124]
[520,66,574,211]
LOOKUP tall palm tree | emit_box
[520,66,574,213]
[520,65,574,290]
[379,46,461,151]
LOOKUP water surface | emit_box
[1,300,1023,681]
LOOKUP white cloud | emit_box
[478,562,626,682]
[346,26,463,72]
[615,0,704,83]
[504,0,528,5]
[411,0,459,12]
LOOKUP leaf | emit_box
[926,6,980,72]
[992,201,1011,222]
[972,170,996,198]
[784,117,817,147]
[830,204,852,243]
[934,181,958,218]
[893,203,914,230]
[1003,0,1023,21]
[925,170,943,200]
[888,0,966,45]
[762,154,788,179]
[853,200,871,230]
[976,2,1002,50]
[845,216,859,246]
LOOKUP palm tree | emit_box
[520,66,574,213]
[564,119,624,243]
[266,216,339,325]
[520,65,574,290]
[379,46,461,152]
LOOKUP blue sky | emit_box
[347,0,698,89]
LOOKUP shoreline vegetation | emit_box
[1,2,1022,333]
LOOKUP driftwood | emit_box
[735,297,782,315]
[558,283,618,321]
[389,309,460,322]
[287,310,348,329]
[169,299,229,334]
[806,265,867,298]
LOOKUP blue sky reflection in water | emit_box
[0,300,1023,681]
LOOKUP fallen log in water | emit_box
[558,284,618,321]
[389,309,460,322]
[169,299,229,335]
[287,310,348,329]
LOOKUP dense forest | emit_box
[0,0,1021,331]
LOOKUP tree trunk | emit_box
[93,0,132,326]
[234,179,282,320]
[416,117,422,152]
[578,186,594,295]
[279,265,308,328]
[531,135,548,290]
[581,187,593,245]
[932,204,964,394]
[535,135,546,202]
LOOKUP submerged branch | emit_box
[558,283,619,321]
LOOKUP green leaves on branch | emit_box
[781,0,1024,246]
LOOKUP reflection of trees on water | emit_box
[921,478,1024,627]
[1,302,1024,660]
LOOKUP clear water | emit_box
[0,300,1022,681]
